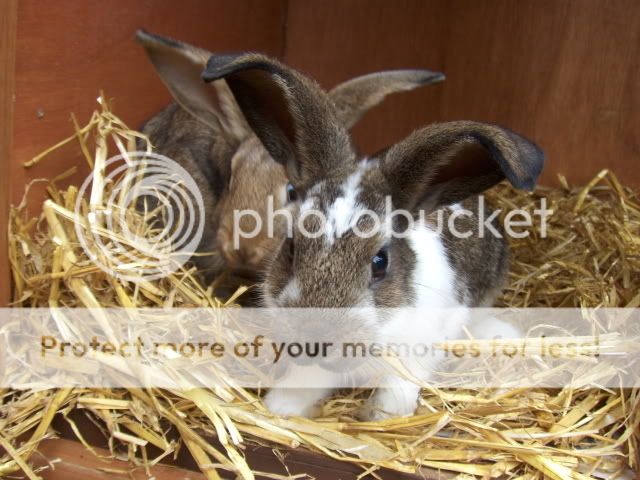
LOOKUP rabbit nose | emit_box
[220,241,255,269]
[218,229,270,270]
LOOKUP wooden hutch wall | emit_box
[1,0,639,305]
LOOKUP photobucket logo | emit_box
[75,152,205,281]
[232,195,552,247]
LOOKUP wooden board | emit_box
[0,0,18,307]
[284,0,640,187]
[38,414,450,480]
[26,437,448,480]
[1,0,286,305]
[29,439,207,480]
[9,0,287,207]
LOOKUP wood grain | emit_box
[31,438,207,480]
[46,412,448,480]
[10,0,286,207]
[284,0,640,187]
[3,0,286,305]
[27,436,448,480]
[0,0,18,306]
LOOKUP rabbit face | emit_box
[136,31,446,283]
[194,52,542,318]
[263,162,419,311]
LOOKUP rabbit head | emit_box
[196,52,543,316]
[137,31,445,274]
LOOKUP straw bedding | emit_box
[2,98,639,479]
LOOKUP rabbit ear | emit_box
[329,70,445,129]
[137,30,254,149]
[380,121,544,211]
[136,31,227,131]
[202,53,355,185]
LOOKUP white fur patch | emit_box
[407,222,459,310]
[376,222,469,392]
[363,378,421,420]
[324,162,372,243]
[299,197,317,214]
[264,365,337,417]
[279,278,301,303]
[467,316,522,340]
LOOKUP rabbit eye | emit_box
[286,183,298,202]
[371,248,389,281]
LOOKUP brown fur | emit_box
[137,31,446,284]
[199,49,543,310]
[264,204,419,314]
[433,198,510,306]
[329,69,444,129]
[139,103,229,278]
[216,137,289,268]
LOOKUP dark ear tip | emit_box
[135,29,183,50]
[135,29,153,44]
[519,178,537,191]
[202,54,279,83]
[417,70,446,84]
[518,140,545,190]
[202,55,243,82]
[495,127,544,189]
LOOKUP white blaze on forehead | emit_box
[299,180,325,214]
[325,162,369,243]
[299,196,317,214]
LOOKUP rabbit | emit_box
[136,31,445,287]
[193,51,544,419]
[137,33,544,419]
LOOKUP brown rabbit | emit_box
[137,31,444,283]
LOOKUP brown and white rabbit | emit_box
[193,51,543,419]
[137,33,543,418]
[136,31,444,284]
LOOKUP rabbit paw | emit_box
[360,385,420,421]
[263,388,329,418]
[470,317,523,340]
